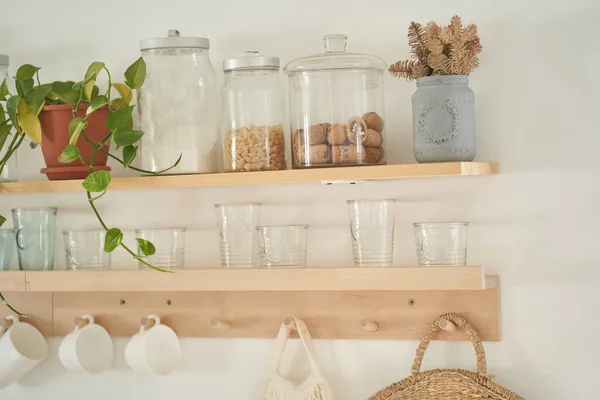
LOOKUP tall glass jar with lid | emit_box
[0,54,17,182]
[138,30,219,175]
[284,34,387,168]
[222,52,286,172]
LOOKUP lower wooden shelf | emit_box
[0,267,500,341]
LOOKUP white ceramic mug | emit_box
[124,315,181,375]
[0,315,48,388]
[58,314,114,373]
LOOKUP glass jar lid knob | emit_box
[323,34,348,53]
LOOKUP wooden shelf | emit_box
[0,162,499,194]
[0,271,26,291]
[12,267,491,292]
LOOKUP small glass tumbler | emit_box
[348,200,396,267]
[63,230,111,270]
[413,222,469,266]
[12,207,57,271]
[0,152,17,182]
[256,225,308,268]
[134,228,186,270]
[0,230,15,271]
[215,203,261,268]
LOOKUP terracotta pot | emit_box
[38,104,111,180]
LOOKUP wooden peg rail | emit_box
[0,267,500,341]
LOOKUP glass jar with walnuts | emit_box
[284,34,387,168]
[222,52,286,172]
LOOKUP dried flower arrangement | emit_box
[389,15,483,80]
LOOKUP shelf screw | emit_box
[166,299,172,306]
[408,298,416,306]
[120,299,126,305]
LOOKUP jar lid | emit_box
[283,34,386,75]
[140,29,210,51]
[0,54,9,66]
[223,51,279,72]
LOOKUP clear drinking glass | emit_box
[256,225,308,268]
[134,228,186,270]
[348,200,396,267]
[215,203,261,268]
[413,222,469,266]
[63,230,111,270]
[0,55,17,182]
[11,208,57,271]
[0,230,14,271]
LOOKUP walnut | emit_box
[363,129,383,148]
[331,144,365,164]
[364,147,385,163]
[362,112,384,132]
[327,124,347,145]
[346,116,368,144]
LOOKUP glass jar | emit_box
[138,30,219,175]
[0,54,17,182]
[284,34,387,168]
[222,52,286,172]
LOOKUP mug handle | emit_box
[140,314,160,332]
[73,314,94,332]
[0,315,19,336]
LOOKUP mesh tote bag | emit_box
[369,313,524,400]
[261,317,335,400]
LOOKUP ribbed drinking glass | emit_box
[347,200,396,267]
[215,203,261,268]
[135,229,186,270]
[11,208,57,271]
[414,222,469,266]
[0,230,14,271]
[63,230,111,270]
[256,225,308,268]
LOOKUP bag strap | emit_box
[269,316,327,381]
[411,313,487,376]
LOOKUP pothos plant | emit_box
[0,59,181,315]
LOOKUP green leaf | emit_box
[0,215,6,227]
[6,96,20,126]
[72,81,83,91]
[122,145,137,167]
[124,57,146,89]
[0,124,12,152]
[104,228,123,253]
[15,64,40,81]
[16,79,34,97]
[112,83,133,105]
[25,85,52,115]
[51,81,80,104]
[0,79,9,101]
[113,126,143,147]
[91,85,99,99]
[86,95,107,116]
[135,238,156,256]
[0,103,5,125]
[68,117,88,145]
[17,99,42,145]
[82,170,111,192]
[106,106,134,130]
[83,62,105,101]
[58,144,80,163]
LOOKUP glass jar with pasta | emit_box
[222,52,287,172]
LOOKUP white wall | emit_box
[1,0,599,398]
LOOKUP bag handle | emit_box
[269,316,326,381]
[411,313,487,376]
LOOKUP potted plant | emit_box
[389,15,483,163]
[0,59,180,315]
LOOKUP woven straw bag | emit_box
[370,313,524,400]
[261,317,335,400]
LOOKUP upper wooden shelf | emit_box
[0,162,498,195]
[6,266,493,292]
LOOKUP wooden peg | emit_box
[439,318,457,332]
[210,318,232,330]
[360,319,379,332]
[73,316,91,329]
[283,317,296,330]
